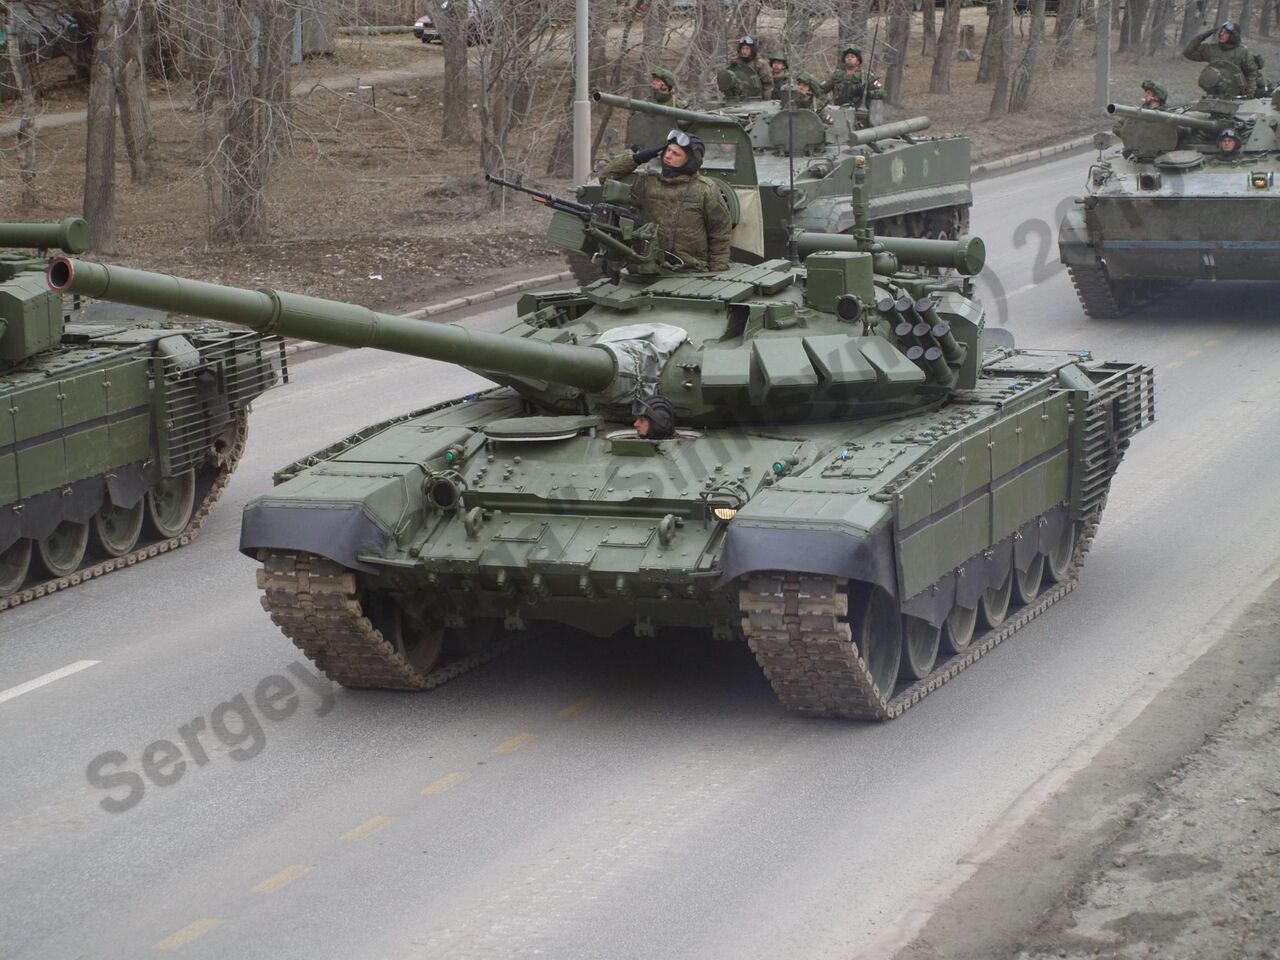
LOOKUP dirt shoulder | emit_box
[895,576,1280,960]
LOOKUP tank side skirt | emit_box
[740,508,1098,720]
[0,412,250,612]
[256,551,521,691]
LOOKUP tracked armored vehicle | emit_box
[586,92,972,266]
[47,163,1152,720]
[0,219,284,607]
[1059,97,1280,317]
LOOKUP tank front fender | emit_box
[1058,204,1097,267]
[716,521,897,595]
[240,501,389,574]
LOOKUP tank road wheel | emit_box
[0,539,32,597]
[899,615,941,681]
[1044,522,1078,584]
[941,603,978,655]
[365,591,445,675]
[35,521,90,579]
[146,470,197,538]
[1013,554,1046,606]
[445,617,502,658]
[854,586,902,700]
[979,567,1013,629]
[91,500,145,558]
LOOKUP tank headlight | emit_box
[1250,171,1272,188]
[713,507,738,521]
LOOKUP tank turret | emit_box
[0,218,91,363]
[1106,103,1224,133]
[1106,103,1226,158]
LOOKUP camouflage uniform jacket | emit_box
[725,57,773,100]
[821,69,883,106]
[597,154,733,271]
[1182,35,1258,96]
[651,90,691,110]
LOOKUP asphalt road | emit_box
[5,151,1280,960]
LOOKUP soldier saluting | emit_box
[1183,21,1259,97]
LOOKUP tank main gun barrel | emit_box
[795,231,985,276]
[1105,103,1223,134]
[847,116,932,145]
[591,90,745,127]
[47,259,618,392]
[0,218,90,254]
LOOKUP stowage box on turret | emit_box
[1059,95,1280,317]
[0,219,285,607]
[48,166,1153,720]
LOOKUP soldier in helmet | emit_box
[1141,79,1168,109]
[1183,21,1259,97]
[788,71,834,124]
[1217,127,1243,157]
[767,52,792,93]
[821,43,883,107]
[719,36,773,101]
[597,129,733,272]
[632,394,676,440]
[649,67,689,109]
[1250,50,1269,95]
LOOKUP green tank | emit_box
[46,166,1153,720]
[1059,96,1280,317]
[0,219,285,607]
[585,92,972,269]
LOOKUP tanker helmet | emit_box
[633,394,676,438]
[1218,127,1242,154]
[1218,20,1240,45]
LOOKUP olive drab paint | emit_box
[47,167,1154,720]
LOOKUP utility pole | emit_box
[1095,0,1111,109]
[573,0,591,182]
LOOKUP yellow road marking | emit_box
[341,815,395,842]
[558,695,599,717]
[1165,360,1184,369]
[491,731,537,754]
[252,864,313,894]
[1201,339,1219,348]
[153,918,220,950]
[421,771,470,795]
[1184,349,1202,358]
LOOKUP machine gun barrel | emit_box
[484,174,593,218]
[591,90,745,127]
[795,231,985,276]
[847,116,932,145]
[0,217,90,254]
[47,259,618,393]
[1105,103,1223,134]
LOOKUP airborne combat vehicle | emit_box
[46,163,1152,720]
[0,219,284,606]
[583,92,972,270]
[1059,95,1280,317]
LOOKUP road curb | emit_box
[285,269,574,357]
[972,133,1099,178]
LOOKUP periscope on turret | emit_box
[47,160,1153,720]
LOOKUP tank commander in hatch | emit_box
[1183,21,1259,97]
[596,130,733,272]
[719,36,773,101]
[767,52,792,92]
[822,43,883,107]
[789,71,834,124]
[1140,79,1168,109]
[1217,127,1243,157]
[633,395,676,439]
[649,67,689,109]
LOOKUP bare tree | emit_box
[685,0,729,102]
[1055,0,1080,64]
[6,4,39,205]
[1009,0,1046,111]
[883,0,912,105]
[428,0,471,141]
[838,0,872,47]
[921,0,938,56]
[84,0,121,252]
[1179,0,1201,42]
[930,0,963,93]
[642,0,671,77]
[977,2,999,81]
[113,0,159,182]
[986,0,1014,117]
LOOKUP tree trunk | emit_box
[686,0,727,102]
[987,0,1014,117]
[840,0,872,47]
[6,6,38,206]
[1009,0,1046,111]
[783,1,820,62]
[977,2,999,81]
[84,0,121,254]
[1214,0,1230,25]
[184,0,222,111]
[883,0,912,105]
[922,0,938,56]
[592,3,642,161]
[431,0,471,141]
[114,0,159,183]
[1238,0,1254,35]
[930,0,963,93]
[1054,0,1078,63]
[642,0,670,86]
[1147,0,1173,51]
[1179,0,1201,42]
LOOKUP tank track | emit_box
[1067,264,1126,319]
[256,551,522,691]
[740,512,1099,720]
[0,413,250,613]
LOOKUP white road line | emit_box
[0,660,100,705]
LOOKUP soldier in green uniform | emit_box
[649,67,689,109]
[1183,21,1259,97]
[1250,50,1268,96]
[719,36,773,101]
[767,52,791,94]
[597,130,733,272]
[821,43,883,107]
[1140,79,1168,109]
[789,71,833,124]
